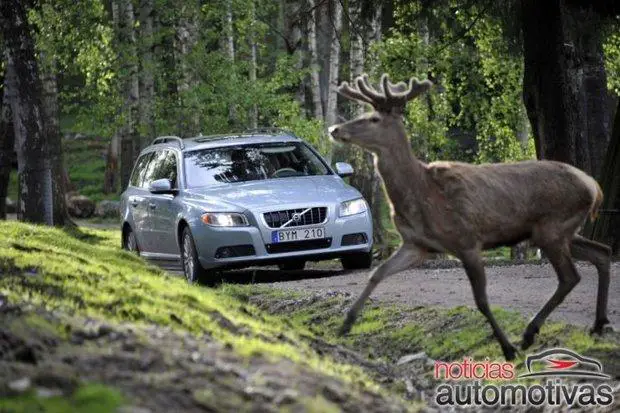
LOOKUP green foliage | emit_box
[373,1,536,163]
[604,29,620,96]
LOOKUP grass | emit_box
[0,385,123,413]
[227,285,620,378]
[0,221,410,411]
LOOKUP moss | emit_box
[234,286,620,379]
[0,221,399,406]
[0,384,123,413]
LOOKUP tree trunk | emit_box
[40,58,72,226]
[117,0,141,191]
[0,76,15,220]
[521,0,610,178]
[324,0,342,128]
[138,0,156,145]
[307,0,323,120]
[1,1,53,225]
[175,4,199,136]
[225,0,236,126]
[589,99,620,256]
[249,0,258,128]
[103,134,119,194]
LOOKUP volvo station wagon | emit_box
[120,130,373,283]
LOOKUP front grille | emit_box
[265,238,332,254]
[263,207,327,228]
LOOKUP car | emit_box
[120,129,373,283]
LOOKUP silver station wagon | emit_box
[120,130,373,283]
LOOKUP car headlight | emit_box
[339,198,367,217]
[201,212,249,227]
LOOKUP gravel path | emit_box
[257,261,620,328]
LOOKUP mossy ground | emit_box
[229,285,620,380]
[0,221,412,412]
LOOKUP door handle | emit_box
[148,202,157,210]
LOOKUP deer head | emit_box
[329,73,433,152]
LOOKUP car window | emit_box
[184,142,331,188]
[129,152,154,188]
[145,150,178,188]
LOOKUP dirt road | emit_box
[240,261,620,328]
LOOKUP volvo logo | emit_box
[292,213,302,222]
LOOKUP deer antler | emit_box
[337,73,433,114]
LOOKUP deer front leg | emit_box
[338,244,426,336]
[570,235,612,335]
[460,250,518,361]
[522,242,581,350]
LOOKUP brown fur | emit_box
[331,73,613,361]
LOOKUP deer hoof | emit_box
[502,343,518,361]
[521,326,539,350]
[590,318,611,336]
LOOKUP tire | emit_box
[277,260,306,271]
[181,227,211,284]
[341,251,372,270]
[123,227,140,254]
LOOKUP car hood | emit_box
[184,175,362,210]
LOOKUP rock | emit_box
[5,197,16,214]
[396,351,428,365]
[66,195,95,218]
[8,377,31,393]
[95,200,120,218]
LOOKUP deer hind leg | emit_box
[460,250,517,361]
[338,244,426,336]
[522,240,581,350]
[570,234,612,335]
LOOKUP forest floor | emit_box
[2,221,619,412]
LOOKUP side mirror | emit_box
[335,162,354,178]
[149,178,176,194]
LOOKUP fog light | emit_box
[215,245,256,259]
[341,233,368,246]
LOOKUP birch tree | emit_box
[1,0,53,225]
[117,0,141,190]
[307,0,323,120]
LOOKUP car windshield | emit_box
[183,142,331,188]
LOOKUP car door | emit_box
[127,152,155,252]
[145,150,180,256]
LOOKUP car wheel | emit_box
[277,260,306,271]
[124,228,139,254]
[181,227,210,284]
[341,251,372,270]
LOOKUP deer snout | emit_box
[328,124,340,137]
[328,124,347,142]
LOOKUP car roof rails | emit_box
[151,136,185,149]
[243,127,294,136]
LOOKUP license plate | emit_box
[271,227,325,243]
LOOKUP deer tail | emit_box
[590,181,604,222]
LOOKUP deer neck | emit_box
[374,125,429,201]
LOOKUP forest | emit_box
[1,1,620,411]
[0,0,619,257]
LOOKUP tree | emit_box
[1,0,53,225]
[0,65,16,220]
[521,0,612,179]
[115,0,141,190]
[589,100,620,255]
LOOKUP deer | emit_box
[329,73,612,361]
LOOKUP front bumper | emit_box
[192,208,372,270]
